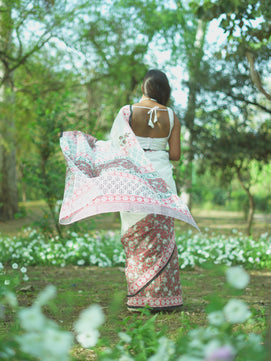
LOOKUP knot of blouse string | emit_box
[147,106,159,128]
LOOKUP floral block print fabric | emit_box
[59,105,199,231]
[122,214,183,310]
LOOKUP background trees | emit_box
[0,0,270,234]
[0,0,88,220]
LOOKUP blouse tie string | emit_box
[147,106,159,128]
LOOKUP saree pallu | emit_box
[59,106,198,229]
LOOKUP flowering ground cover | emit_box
[0,228,270,270]
[0,264,270,360]
[0,208,270,360]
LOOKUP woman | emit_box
[59,69,198,312]
[120,70,183,311]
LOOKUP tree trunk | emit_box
[0,79,18,221]
[181,19,206,209]
[181,83,196,208]
[246,50,271,101]
[0,138,18,220]
[0,1,19,220]
[236,168,255,236]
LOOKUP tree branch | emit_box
[9,34,53,73]
[246,50,271,102]
[225,92,271,114]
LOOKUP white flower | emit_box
[23,274,29,282]
[223,299,251,324]
[5,291,18,308]
[189,327,218,342]
[4,280,10,285]
[16,332,44,358]
[34,285,56,307]
[118,332,132,343]
[77,259,85,266]
[76,329,100,348]
[42,328,73,357]
[17,329,73,361]
[207,311,225,326]
[18,306,46,331]
[12,263,18,269]
[74,304,104,334]
[148,337,175,361]
[119,355,135,361]
[204,340,222,358]
[20,267,27,273]
[189,338,204,349]
[119,354,134,361]
[246,334,263,352]
[226,266,250,289]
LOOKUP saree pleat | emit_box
[121,214,182,310]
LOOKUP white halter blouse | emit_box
[131,106,174,151]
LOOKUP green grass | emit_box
[1,266,269,355]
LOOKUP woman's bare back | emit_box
[130,101,170,138]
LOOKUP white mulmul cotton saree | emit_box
[59,105,199,311]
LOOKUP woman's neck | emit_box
[140,95,158,103]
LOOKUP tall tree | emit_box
[0,0,18,220]
[0,0,87,220]
[180,18,207,208]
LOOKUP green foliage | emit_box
[98,310,164,360]
[21,89,74,236]
[190,0,271,47]
[1,0,270,223]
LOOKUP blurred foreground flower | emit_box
[226,266,250,289]
[17,329,73,361]
[18,306,46,331]
[207,311,225,326]
[74,304,104,348]
[16,286,73,361]
[34,284,57,307]
[205,344,235,361]
[223,299,251,324]
[148,336,175,361]
[76,329,100,348]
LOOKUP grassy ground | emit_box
[1,266,270,360]
[0,200,271,237]
[0,202,271,360]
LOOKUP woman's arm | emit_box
[168,112,181,161]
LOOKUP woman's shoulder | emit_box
[117,105,132,123]
[119,105,132,113]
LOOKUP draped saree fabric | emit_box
[59,105,198,229]
[59,105,199,310]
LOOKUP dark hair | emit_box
[142,69,171,106]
